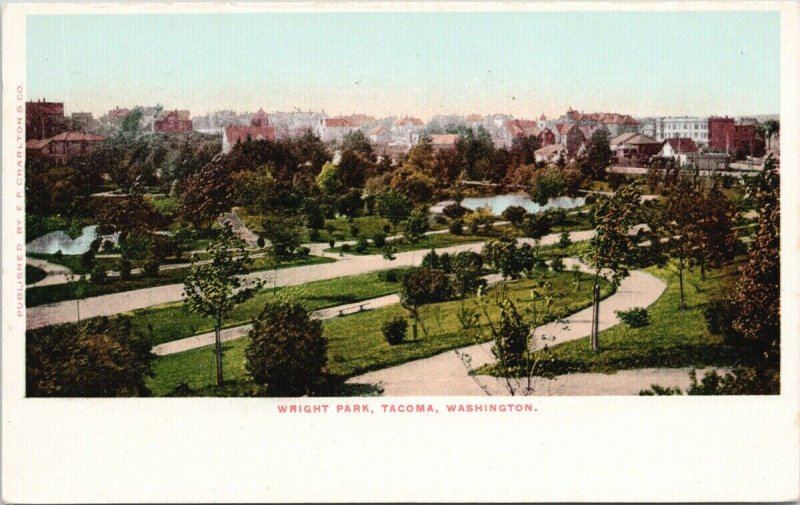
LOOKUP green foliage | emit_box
[371,232,387,249]
[686,367,778,395]
[143,259,160,277]
[442,203,469,219]
[583,130,612,179]
[261,214,303,260]
[245,301,327,396]
[402,209,430,244]
[491,297,530,367]
[420,249,441,269]
[502,205,528,227]
[523,212,551,239]
[464,206,494,234]
[615,307,650,328]
[180,155,232,230]
[558,231,572,249]
[119,233,152,261]
[482,236,529,280]
[530,168,566,206]
[26,265,47,285]
[449,218,464,235]
[401,267,454,339]
[381,316,408,345]
[377,190,411,229]
[550,256,564,273]
[27,317,154,397]
[355,237,369,253]
[452,251,486,297]
[90,265,107,285]
[316,161,342,196]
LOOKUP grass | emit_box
[325,229,503,255]
[26,214,79,242]
[119,268,412,347]
[480,259,747,377]
[26,265,47,285]
[147,269,611,396]
[26,254,334,307]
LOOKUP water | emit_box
[26,225,119,255]
[460,194,586,216]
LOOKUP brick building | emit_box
[708,116,757,154]
[26,99,66,140]
[41,132,106,164]
[222,108,276,154]
[154,110,193,133]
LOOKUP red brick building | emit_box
[154,110,193,133]
[222,108,276,154]
[708,116,757,154]
[26,99,66,140]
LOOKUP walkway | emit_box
[345,266,667,396]
[26,257,74,288]
[27,230,594,330]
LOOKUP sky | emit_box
[27,11,780,120]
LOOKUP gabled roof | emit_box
[663,137,699,153]
[535,144,567,156]
[466,114,484,123]
[505,119,539,137]
[368,125,387,135]
[611,133,659,147]
[430,134,459,146]
[394,116,424,126]
[50,132,106,142]
[26,138,52,149]
[108,107,130,118]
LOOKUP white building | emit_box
[649,116,709,147]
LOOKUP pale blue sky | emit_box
[27,11,780,119]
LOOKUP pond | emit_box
[460,194,586,216]
[26,225,119,255]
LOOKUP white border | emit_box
[3,2,799,502]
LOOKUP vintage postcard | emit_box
[3,1,799,502]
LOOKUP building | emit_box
[391,116,424,146]
[708,116,757,154]
[68,112,94,131]
[154,110,193,133]
[659,137,699,166]
[555,123,586,155]
[46,132,106,164]
[222,108,276,154]
[610,133,662,164]
[368,125,390,145]
[649,116,709,147]
[25,138,52,158]
[556,108,639,137]
[534,144,568,164]
[316,114,376,143]
[26,99,66,140]
[429,134,459,152]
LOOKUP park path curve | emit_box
[346,265,667,396]
[26,257,74,288]
[27,230,595,330]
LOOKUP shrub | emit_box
[349,225,360,238]
[256,236,266,249]
[341,243,351,253]
[372,232,387,249]
[383,224,391,234]
[420,249,440,269]
[502,205,528,227]
[328,239,335,249]
[434,215,448,225]
[442,203,469,219]
[378,268,404,283]
[245,302,327,396]
[298,246,311,257]
[449,218,464,235]
[704,298,738,339]
[308,228,321,242]
[381,316,408,345]
[546,208,567,227]
[143,259,160,277]
[615,307,650,328]
[558,231,572,249]
[550,256,564,272]
[80,249,97,273]
[102,240,115,252]
[355,237,369,253]
[120,259,133,280]
[90,265,107,285]
[439,252,452,273]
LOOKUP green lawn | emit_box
[26,255,334,307]
[26,214,76,242]
[485,259,747,377]
[26,265,47,285]
[326,230,502,255]
[147,269,612,396]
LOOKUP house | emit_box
[368,125,390,145]
[429,134,459,152]
[659,138,699,166]
[222,108,276,154]
[610,133,661,164]
[26,99,66,140]
[154,110,193,133]
[556,123,586,155]
[46,132,106,163]
[649,116,710,146]
[534,144,568,164]
[316,114,376,142]
[108,106,130,119]
[578,123,609,143]
[25,138,52,158]
[391,116,424,146]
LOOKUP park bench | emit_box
[337,303,367,317]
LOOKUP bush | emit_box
[449,218,464,235]
[502,205,528,227]
[102,240,115,252]
[298,246,311,257]
[442,203,469,219]
[550,256,564,272]
[349,225,360,238]
[558,231,572,249]
[80,249,97,273]
[615,307,650,328]
[420,249,440,269]
[355,237,369,253]
[439,252,452,273]
[143,259,160,277]
[704,298,738,339]
[328,239,335,249]
[245,302,327,396]
[90,265,107,285]
[341,243,351,253]
[434,215,448,225]
[546,208,567,227]
[381,316,408,345]
[120,259,133,280]
[378,268,404,283]
[372,232,387,249]
[383,224,391,234]
[308,228,321,242]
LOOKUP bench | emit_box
[338,304,367,317]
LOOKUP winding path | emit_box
[345,265,668,396]
[27,230,595,330]
[26,257,74,288]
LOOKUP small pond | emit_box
[460,194,586,216]
[26,225,120,255]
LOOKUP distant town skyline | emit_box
[27,11,780,119]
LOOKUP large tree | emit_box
[183,225,261,386]
[583,130,612,180]
[180,153,232,230]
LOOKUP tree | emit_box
[337,189,363,220]
[731,158,779,367]
[402,208,430,244]
[587,184,642,351]
[26,317,154,397]
[245,301,327,396]
[529,167,566,206]
[181,154,232,230]
[451,251,486,297]
[663,175,702,308]
[482,236,526,280]
[510,134,541,167]
[377,190,411,232]
[120,108,143,133]
[230,165,278,214]
[183,225,261,386]
[97,178,160,241]
[400,268,453,339]
[694,178,738,279]
[502,205,528,228]
[523,212,551,240]
[316,161,343,196]
[583,130,612,180]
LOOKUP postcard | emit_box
[2,1,798,502]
